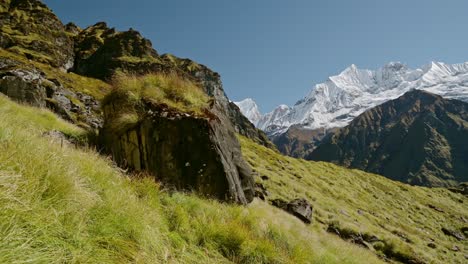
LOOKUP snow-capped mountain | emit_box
[234,98,262,125]
[238,61,468,135]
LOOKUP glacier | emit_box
[236,61,468,135]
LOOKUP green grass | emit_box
[117,55,161,64]
[104,72,209,117]
[162,53,202,72]
[0,94,83,137]
[239,135,468,264]
[0,94,383,263]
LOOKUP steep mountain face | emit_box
[239,62,468,135]
[273,126,338,158]
[308,90,468,187]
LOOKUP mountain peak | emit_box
[257,60,468,134]
[381,61,407,72]
[237,98,256,104]
[338,64,360,76]
[234,98,262,126]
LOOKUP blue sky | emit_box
[45,0,468,112]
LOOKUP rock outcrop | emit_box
[100,91,255,204]
[308,90,468,187]
[73,22,162,79]
[271,198,313,224]
[441,227,466,241]
[0,57,102,128]
[71,22,273,148]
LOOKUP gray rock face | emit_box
[100,97,255,204]
[287,199,313,224]
[0,68,47,107]
[0,58,102,128]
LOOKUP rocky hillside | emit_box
[0,93,466,263]
[1,1,467,263]
[241,136,468,264]
[0,0,272,148]
[272,125,338,158]
[308,90,468,187]
[0,0,74,69]
[0,94,386,264]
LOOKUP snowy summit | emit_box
[237,61,468,135]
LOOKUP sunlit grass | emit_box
[0,95,381,263]
[106,72,209,114]
[239,135,468,264]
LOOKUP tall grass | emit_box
[0,94,382,263]
[239,135,468,264]
[106,72,209,115]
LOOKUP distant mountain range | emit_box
[236,61,468,135]
[308,89,468,187]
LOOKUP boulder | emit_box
[0,68,47,107]
[254,182,269,200]
[427,242,437,249]
[100,97,255,204]
[451,245,460,252]
[271,198,313,224]
[441,227,465,241]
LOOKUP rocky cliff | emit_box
[308,90,468,187]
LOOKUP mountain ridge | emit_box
[236,61,468,136]
[307,89,468,187]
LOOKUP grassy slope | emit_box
[0,95,382,263]
[240,136,468,264]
